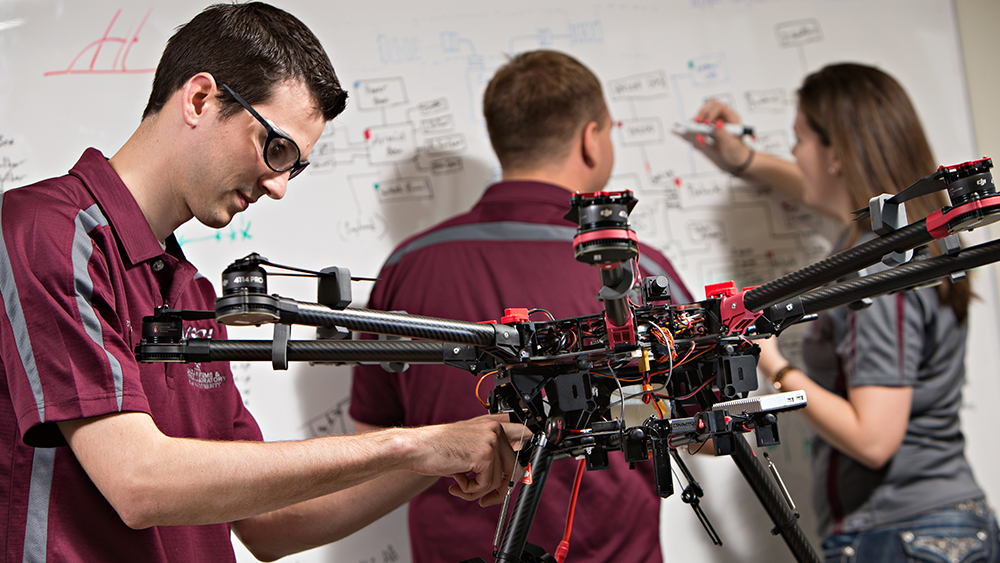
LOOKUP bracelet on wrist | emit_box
[770,363,797,390]
[731,147,755,176]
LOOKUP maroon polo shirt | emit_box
[351,180,690,563]
[0,149,261,562]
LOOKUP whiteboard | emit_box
[3,1,998,562]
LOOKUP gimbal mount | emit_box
[136,158,999,563]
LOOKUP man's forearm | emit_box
[233,470,438,561]
[58,412,511,530]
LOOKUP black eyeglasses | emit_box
[219,83,309,180]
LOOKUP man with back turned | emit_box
[351,49,692,562]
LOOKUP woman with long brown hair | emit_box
[689,63,998,562]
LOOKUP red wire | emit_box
[672,376,714,401]
[653,398,664,419]
[555,459,586,563]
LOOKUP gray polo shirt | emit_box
[801,235,983,537]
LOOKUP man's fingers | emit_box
[431,417,524,504]
[479,463,515,507]
[448,472,479,500]
[499,421,529,444]
[449,481,484,501]
[474,447,506,498]
[478,488,505,507]
[448,471,492,501]
[496,429,519,472]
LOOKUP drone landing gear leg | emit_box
[494,435,554,563]
[730,434,821,563]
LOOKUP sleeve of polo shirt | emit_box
[840,291,924,388]
[0,194,148,447]
[350,365,406,427]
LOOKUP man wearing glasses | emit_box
[0,3,518,562]
[218,82,311,180]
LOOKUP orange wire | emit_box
[651,324,676,361]
[591,371,644,382]
[474,371,496,409]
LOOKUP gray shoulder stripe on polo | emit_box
[384,222,576,267]
[0,194,46,421]
[74,205,124,410]
[384,221,672,279]
[23,446,55,563]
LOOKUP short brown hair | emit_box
[798,63,970,321]
[142,2,347,122]
[483,50,607,171]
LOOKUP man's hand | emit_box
[476,415,529,507]
[403,415,525,506]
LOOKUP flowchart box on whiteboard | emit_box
[608,70,669,99]
[375,177,433,201]
[688,53,729,86]
[776,19,824,47]
[355,77,408,110]
[618,118,664,146]
[366,124,416,164]
[425,133,466,154]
